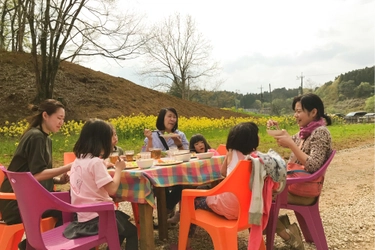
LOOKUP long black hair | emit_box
[73,119,113,159]
[226,122,259,155]
[156,107,179,132]
[292,93,332,126]
[189,134,211,152]
[24,99,65,135]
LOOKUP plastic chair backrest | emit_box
[266,150,336,250]
[64,152,76,165]
[0,165,24,250]
[223,159,253,229]
[216,144,227,156]
[1,167,120,250]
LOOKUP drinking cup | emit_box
[140,152,151,159]
[150,148,162,159]
[109,153,119,164]
[125,150,135,161]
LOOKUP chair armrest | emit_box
[287,173,323,184]
[0,192,16,200]
[51,191,70,203]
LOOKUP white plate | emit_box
[266,130,284,136]
[160,133,179,138]
[154,160,183,166]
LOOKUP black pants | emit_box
[165,185,183,210]
[63,210,138,250]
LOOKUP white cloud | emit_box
[81,0,374,94]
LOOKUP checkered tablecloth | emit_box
[142,156,224,187]
[109,156,224,207]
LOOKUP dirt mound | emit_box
[0,51,249,123]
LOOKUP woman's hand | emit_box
[172,135,183,148]
[267,119,280,130]
[144,129,152,139]
[273,130,293,148]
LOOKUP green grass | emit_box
[0,123,373,167]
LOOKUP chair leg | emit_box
[295,208,328,250]
[177,213,190,250]
[266,206,279,250]
[211,229,237,250]
[131,202,141,239]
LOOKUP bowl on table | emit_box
[196,152,214,160]
[136,158,154,169]
[173,152,191,162]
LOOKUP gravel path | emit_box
[117,144,375,250]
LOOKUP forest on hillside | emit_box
[174,66,374,115]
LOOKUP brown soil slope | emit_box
[0,51,249,123]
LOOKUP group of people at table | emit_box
[0,93,332,250]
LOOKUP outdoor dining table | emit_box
[109,155,225,250]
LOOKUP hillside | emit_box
[0,51,249,123]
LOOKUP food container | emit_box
[196,152,214,160]
[136,158,154,169]
[173,152,191,162]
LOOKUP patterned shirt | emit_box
[290,126,332,173]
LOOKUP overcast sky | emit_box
[81,0,374,95]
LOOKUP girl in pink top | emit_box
[63,119,138,250]
[189,134,220,156]
[172,122,259,250]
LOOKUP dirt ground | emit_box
[148,143,375,250]
[0,51,249,124]
[143,141,375,250]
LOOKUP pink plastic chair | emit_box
[266,150,336,250]
[0,167,121,250]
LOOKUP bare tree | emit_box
[16,0,146,103]
[139,13,220,100]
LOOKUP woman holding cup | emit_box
[143,107,189,224]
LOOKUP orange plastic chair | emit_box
[178,160,266,250]
[63,152,76,165]
[0,166,57,250]
[216,144,227,156]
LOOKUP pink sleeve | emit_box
[208,149,220,156]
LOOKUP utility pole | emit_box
[258,85,263,113]
[296,72,304,95]
[269,83,272,103]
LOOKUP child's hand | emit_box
[115,158,126,171]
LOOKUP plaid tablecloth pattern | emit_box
[108,170,155,207]
[142,156,224,186]
[110,156,224,207]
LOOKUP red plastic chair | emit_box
[216,144,227,156]
[266,150,336,250]
[0,166,57,250]
[1,167,121,250]
[178,160,266,250]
